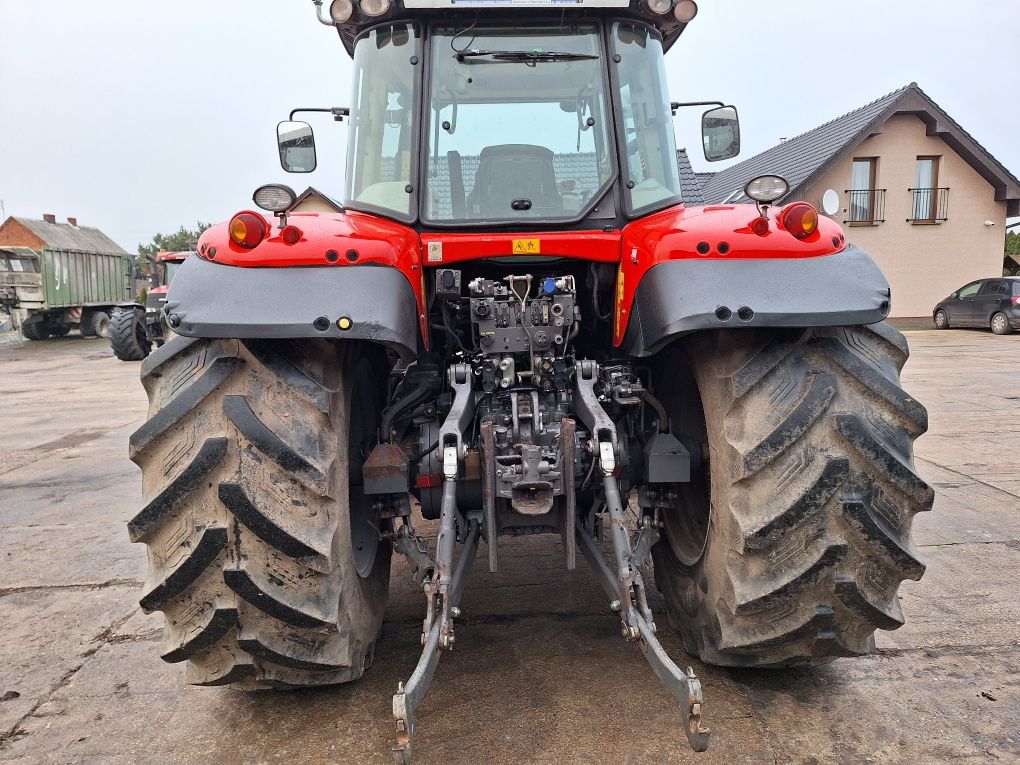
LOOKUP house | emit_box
[0,215,127,254]
[291,187,345,214]
[698,83,1020,318]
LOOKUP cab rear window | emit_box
[0,257,38,273]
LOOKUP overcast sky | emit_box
[1,0,1017,252]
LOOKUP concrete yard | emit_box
[0,329,1017,764]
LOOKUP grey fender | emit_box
[163,255,420,359]
[622,244,891,357]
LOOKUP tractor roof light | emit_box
[359,0,391,17]
[673,0,698,22]
[330,0,353,22]
[646,0,672,14]
[744,175,789,204]
[781,202,820,240]
[229,212,269,249]
[253,184,298,213]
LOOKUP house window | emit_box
[909,156,947,222]
[847,158,883,223]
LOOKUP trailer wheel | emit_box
[128,337,391,688]
[110,308,151,361]
[21,322,50,341]
[81,310,111,338]
[651,324,933,667]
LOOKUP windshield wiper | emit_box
[455,49,599,65]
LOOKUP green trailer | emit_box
[0,246,133,340]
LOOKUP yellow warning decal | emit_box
[512,238,541,255]
[614,269,625,339]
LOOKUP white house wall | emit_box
[802,114,1007,318]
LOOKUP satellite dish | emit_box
[821,189,840,216]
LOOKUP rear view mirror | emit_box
[702,106,740,162]
[277,121,317,173]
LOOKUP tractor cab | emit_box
[152,250,191,292]
[0,248,43,313]
[279,0,738,229]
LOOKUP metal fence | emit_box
[907,187,950,222]
[844,188,886,224]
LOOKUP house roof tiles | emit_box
[700,83,1020,217]
[676,149,705,205]
[8,217,127,254]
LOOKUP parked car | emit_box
[933,277,1020,334]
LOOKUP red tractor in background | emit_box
[128,1,932,760]
[110,250,191,360]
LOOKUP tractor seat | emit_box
[466,144,563,219]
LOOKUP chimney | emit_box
[43,213,56,224]
[67,217,78,227]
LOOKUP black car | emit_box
[933,277,1020,334]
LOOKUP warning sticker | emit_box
[512,239,541,255]
[427,241,443,262]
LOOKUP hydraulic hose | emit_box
[638,390,670,433]
[381,383,430,442]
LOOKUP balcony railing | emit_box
[907,187,950,223]
[844,188,886,224]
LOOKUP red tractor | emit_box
[110,250,191,360]
[128,1,932,760]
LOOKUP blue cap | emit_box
[543,277,556,295]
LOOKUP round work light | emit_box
[359,0,392,17]
[253,184,298,213]
[674,0,698,22]
[330,0,353,22]
[744,175,789,204]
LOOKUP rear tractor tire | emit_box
[128,336,391,688]
[110,307,152,361]
[652,323,933,667]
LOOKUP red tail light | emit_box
[229,211,268,249]
[749,216,770,236]
[281,225,303,245]
[781,203,819,240]
[1012,296,1020,306]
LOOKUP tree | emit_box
[138,222,211,261]
[135,222,211,283]
[1005,230,1020,276]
